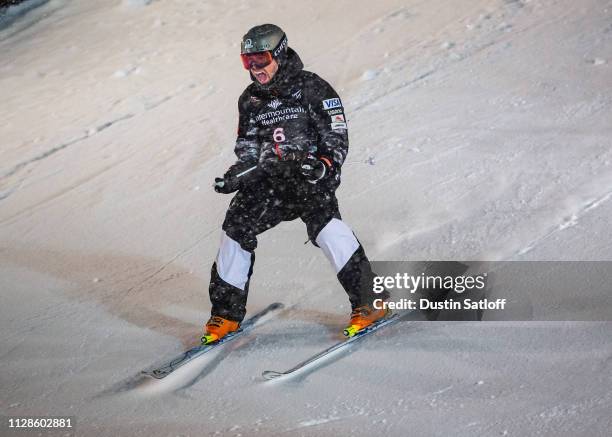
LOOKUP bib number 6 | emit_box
[273,127,285,143]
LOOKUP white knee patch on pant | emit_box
[315,218,360,273]
[216,231,251,290]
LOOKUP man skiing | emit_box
[202,24,389,344]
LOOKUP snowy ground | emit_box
[1,0,611,435]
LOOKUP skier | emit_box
[202,24,389,344]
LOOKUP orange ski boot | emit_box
[201,316,240,344]
[343,304,390,337]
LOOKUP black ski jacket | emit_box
[230,48,349,192]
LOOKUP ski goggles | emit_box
[240,51,273,70]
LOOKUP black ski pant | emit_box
[208,180,386,322]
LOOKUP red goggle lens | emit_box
[240,51,273,70]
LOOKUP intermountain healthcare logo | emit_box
[255,106,306,125]
[268,99,282,110]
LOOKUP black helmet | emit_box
[241,24,288,62]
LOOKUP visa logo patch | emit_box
[322,98,342,110]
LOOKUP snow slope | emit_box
[1,0,611,435]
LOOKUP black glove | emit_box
[213,163,259,194]
[213,176,238,194]
[258,146,305,179]
[299,155,332,184]
[260,158,299,178]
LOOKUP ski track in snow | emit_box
[0,113,134,182]
[516,188,612,257]
[0,82,199,204]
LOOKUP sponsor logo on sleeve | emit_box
[330,122,347,130]
[322,98,342,110]
[331,114,345,123]
[326,108,344,116]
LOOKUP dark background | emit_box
[1,0,28,7]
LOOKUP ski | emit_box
[262,311,403,381]
[143,302,283,379]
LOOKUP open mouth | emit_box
[254,72,268,83]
